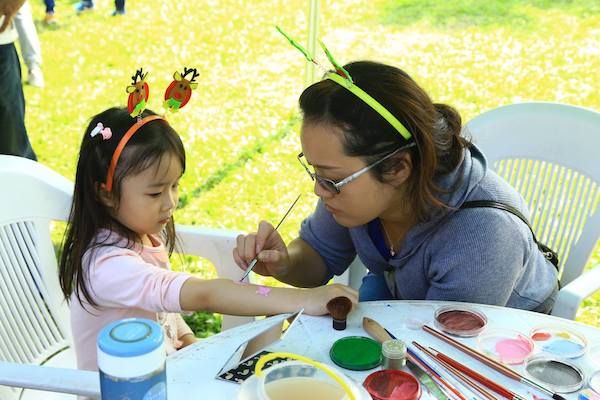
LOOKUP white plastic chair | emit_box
[0,155,251,399]
[466,102,600,320]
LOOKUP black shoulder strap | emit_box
[460,200,539,243]
[460,200,560,272]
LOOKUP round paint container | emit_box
[529,325,587,358]
[434,305,487,337]
[330,336,382,371]
[97,318,166,400]
[363,370,421,400]
[589,370,600,393]
[524,354,585,393]
[477,329,534,365]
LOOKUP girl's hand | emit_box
[301,284,359,316]
[233,220,290,278]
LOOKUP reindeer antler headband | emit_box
[103,67,198,192]
[276,26,412,141]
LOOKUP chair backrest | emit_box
[0,156,73,372]
[466,102,600,286]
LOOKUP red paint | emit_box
[532,332,551,341]
[435,309,486,336]
[363,370,421,400]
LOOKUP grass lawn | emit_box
[21,0,599,335]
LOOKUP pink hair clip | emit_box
[90,122,112,140]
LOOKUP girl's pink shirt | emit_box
[70,230,193,371]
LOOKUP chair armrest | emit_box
[551,264,600,320]
[0,361,100,398]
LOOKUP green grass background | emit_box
[21,0,599,335]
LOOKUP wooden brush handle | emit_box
[362,317,393,343]
[434,350,514,399]
[423,325,520,380]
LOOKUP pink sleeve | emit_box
[88,249,191,313]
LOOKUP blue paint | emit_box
[542,339,583,356]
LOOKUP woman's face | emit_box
[300,121,410,227]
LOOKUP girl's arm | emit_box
[179,278,357,316]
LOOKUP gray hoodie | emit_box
[300,144,557,310]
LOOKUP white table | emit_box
[167,300,600,399]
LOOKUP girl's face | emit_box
[300,121,411,227]
[109,153,182,243]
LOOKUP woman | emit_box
[233,60,558,312]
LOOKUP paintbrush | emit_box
[362,317,466,400]
[422,325,568,400]
[414,342,523,400]
[412,342,497,400]
[239,194,302,282]
[326,296,353,330]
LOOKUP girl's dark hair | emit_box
[299,61,470,221]
[59,107,186,307]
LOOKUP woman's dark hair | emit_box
[59,107,186,307]
[299,61,470,221]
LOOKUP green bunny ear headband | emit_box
[277,26,412,141]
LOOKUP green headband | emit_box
[277,26,412,141]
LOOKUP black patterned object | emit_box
[217,351,291,384]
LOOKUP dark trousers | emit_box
[0,44,36,161]
[81,0,125,11]
[44,0,55,13]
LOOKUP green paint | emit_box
[329,336,382,371]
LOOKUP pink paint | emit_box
[532,332,551,341]
[256,286,271,296]
[495,336,533,364]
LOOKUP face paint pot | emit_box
[330,336,382,371]
[363,370,421,400]
[589,370,600,394]
[477,329,534,365]
[237,353,372,400]
[97,318,167,400]
[524,354,585,393]
[433,305,487,337]
[529,325,587,358]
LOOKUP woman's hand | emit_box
[233,220,290,278]
[301,284,358,316]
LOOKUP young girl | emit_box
[59,107,357,372]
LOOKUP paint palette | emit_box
[477,329,534,365]
[433,305,487,337]
[524,354,585,393]
[529,325,587,358]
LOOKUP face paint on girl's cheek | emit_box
[255,286,272,296]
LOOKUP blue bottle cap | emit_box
[98,318,163,357]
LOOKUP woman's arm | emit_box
[274,238,330,287]
[179,278,357,316]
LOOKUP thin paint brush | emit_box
[239,194,301,282]
[422,325,567,400]
[412,342,498,400]
[426,345,527,400]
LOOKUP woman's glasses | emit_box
[297,143,416,194]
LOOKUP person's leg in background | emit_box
[0,43,37,161]
[74,0,94,14]
[113,0,125,15]
[358,272,394,302]
[43,0,56,24]
[13,1,44,87]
